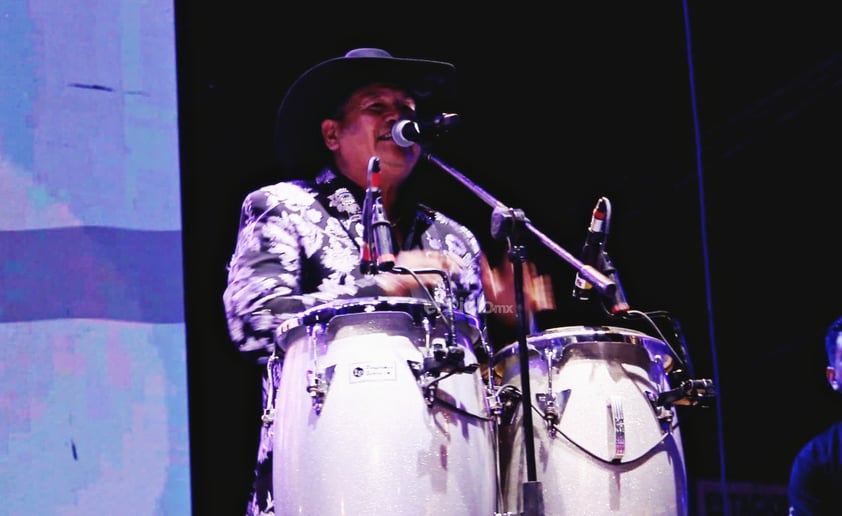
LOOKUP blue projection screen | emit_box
[0,1,191,514]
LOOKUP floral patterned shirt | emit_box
[222,167,487,515]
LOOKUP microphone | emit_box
[572,197,610,301]
[391,113,461,147]
[360,156,396,274]
[360,157,379,274]
[370,195,396,270]
[656,378,716,407]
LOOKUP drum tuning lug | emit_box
[261,408,274,426]
[544,405,560,429]
[657,406,674,425]
[536,392,561,435]
[307,367,333,415]
[487,395,502,418]
[406,360,425,381]
[495,385,522,427]
[422,380,438,407]
[408,361,441,406]
[262,352,281,426]
[407,360,424,379]
[307,381,326,415]
[486,390,504,422]
[645,391,676,425]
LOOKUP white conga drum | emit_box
[272,297,497,515]
[492,325,688,516]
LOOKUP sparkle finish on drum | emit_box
[493,325,688,516]
[272,297,497,515]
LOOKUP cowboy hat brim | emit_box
[274,48,456,174]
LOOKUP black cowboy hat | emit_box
[273,47,456,175]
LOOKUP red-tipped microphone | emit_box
[360,158,376,274]
[572,197,610,301]
[572,196,630,315]
[360,156,396,274]
[370,195,396,271]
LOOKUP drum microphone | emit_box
[572,197,610,301]
[370,196,396,271]
[391,113,461,147]
[656,378,716,407]
[360,157,395,274]
[360,157,377,274]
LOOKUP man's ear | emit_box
[827,367,838,390]
[321,120,340,150]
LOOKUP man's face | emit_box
[323,83,421,187]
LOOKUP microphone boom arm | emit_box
[424,152,617,297]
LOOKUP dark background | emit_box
[176,3,842,514]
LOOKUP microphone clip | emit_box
[652,378,717,408]
[408,337,479,406]
[600,253,630,315]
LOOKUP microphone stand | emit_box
[424,152,616,516]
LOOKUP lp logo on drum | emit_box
[349,362,397,382]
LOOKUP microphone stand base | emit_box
[521,481,545,516]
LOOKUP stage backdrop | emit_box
[0,1,190,514]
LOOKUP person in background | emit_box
[788,315,842,515]
[222,47,554,516]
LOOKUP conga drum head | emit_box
[276,296,482,353]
